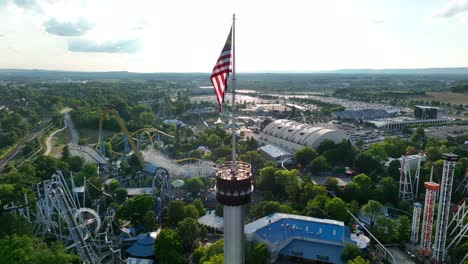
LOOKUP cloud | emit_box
[67,38,141,53]
[12,0,42,12]
[43,18,94,36]
[432,0,468,19]
[369,18,384,24]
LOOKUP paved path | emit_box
[44,124,67,156]
[62,108,79,145]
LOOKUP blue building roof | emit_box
[142,164,158,174]
[126,233,155,258]
[255,218,345,244]
[279,239,344,264]
[245,213,356,264]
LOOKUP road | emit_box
[0,110,51,171]
[62,108,79,145]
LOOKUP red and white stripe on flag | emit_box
[210,27,232,112]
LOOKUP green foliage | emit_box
[355,152,380,175]
[341,244,363,262]
[362,200,384,228]
[195,239,224,264]
[176,217,201,252]
[303,195,330,218]
[347,256,370,264]
[307,155,330,174]
[215,204,223,217]
[68,156,83,172]
[184,204,200,220]
[154,229,184,264]
[396,216,411,243]
[143,211,157,232]
[326,197,351,224]
[108,180,120,193]
[246,242,268,264]
[0,214,33,237]
[0,235,79,264]
[167,200,186,226]
[186,177,204,195]
[371,217,399,244]
[117,195,155,225]
[193,198,206,217]
[375,177,398,205]
[294,147,318,167]
[204,254,224,264]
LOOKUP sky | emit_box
[0,0,468,72]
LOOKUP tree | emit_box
[341,244,363,262]
[0,235,79,263]
[193,198,206,216]
[176,217,201,252]
[86,177,103,201]
[353,173,373,203]
[372,217,399,244]
[167,200,186,225]
[114,188,127,203]
[154,229,184,264]
[303,195,330,218]
[325,177,340,194]
[143,211,157,232]
[246,242,268,264]
[307,155,330,174]
[387,160,401,180]
[196,239,224,264]
[256,166,277,191]
[117,195,155,225]
[347,256,370,264]
[204,254,224,264]
[362,200,384,228]
[342,183,360,203]
[68,156,83,172]
[294,147,318,168]
[80,164,98,178]
[239,151,266,172]
[186,177,204,195]
[108,180,120,192]
[355,152,380,174]
[61,145,70,161]
[375,177,398,205]
[397,215,411,243]
[184,204,200,220]
[215,204,223,217]
[326,197,350,223]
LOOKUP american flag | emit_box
[210,28,232,112]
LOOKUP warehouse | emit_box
[258,119,348,152]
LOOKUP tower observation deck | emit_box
[215,161,253,264]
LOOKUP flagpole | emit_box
[231,13,237,178]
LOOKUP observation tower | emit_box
[215,161,253,264]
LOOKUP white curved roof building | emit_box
[259,119,348,152]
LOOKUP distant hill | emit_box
[0,67,467,81]
[333,67,468,75]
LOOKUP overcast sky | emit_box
[0,0,467,72]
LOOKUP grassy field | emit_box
[50,129,67,157]
[78,128,115,145]
[409,92,468,105]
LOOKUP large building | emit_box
[245,213,357,264]
[258,119,348,152]
[414,105,443,120]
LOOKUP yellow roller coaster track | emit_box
[96,109,145,167]
[107,128,175,155]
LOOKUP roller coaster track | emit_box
[96,109,144,167]
[109,127,175,155]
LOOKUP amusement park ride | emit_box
[402,151,467,263]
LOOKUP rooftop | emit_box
[258,144,292,159]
